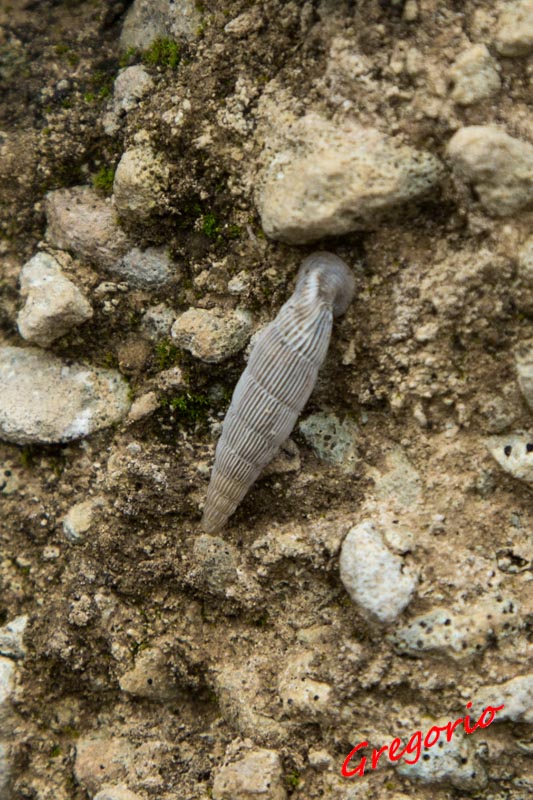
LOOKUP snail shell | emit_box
[201,251,355,533]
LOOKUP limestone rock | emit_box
[495,0,533,56]
[120,0,201,50]
[115,246,171,287]
[213,749,287,800]
[0,347,130,444]
[74,738,134,794]
[339,520,417,622]
[448,44,500,106]
[128,392,159,422]
[103,65,154,135]
[516,343,533,410]
[256,113,443,243]
[119,647,180,702]
[190,535,239,596]
[299,413,359,472]
[140,304,175,341]
[391,595,521,659]
[113,146,170,223]
[448,126,533,216]
[278,650,332,720]
[0,616,28,660]
[473,674,533,723]
[17,252,93,347]
[397,717,487,790]
[488,431,533,485]
[171,308,251,363]
[0,658,15,727]
[62,498,105,544]
[45,186,130,269]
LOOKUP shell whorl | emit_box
[201,251,354,533]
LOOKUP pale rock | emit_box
[0,463,19,496]
[93,787,142,800]
[518,237,533,283]
[516,343,533,410]
[448,126,533,216]
[62,497,104,544]
[213,749,287,800]
[391,595,521,659]
[299,413,359,472]
[0,658,15,726]
[397,717,487,790]
[448,45,500,106]
[368,446,422,508]
[45,186,130,269]
[257,113,443,243]
[308,749,333,770]
[119,647,180,701]
[339,520,417,622]
[140,304,175,340]
[495,0,533,56]
[171,308,251,363]
[0,347,130,444]
[128,392,159,422]
[473,674,533,723]
[115,246,171,287]
[488,431,533,485]
[0,616,28,660]
[224,8,264,37]
[278,651,332,720]
[74,738,134,793]
[120,0,201,50]
[17,252,93,347]
[103,65,154,135]
[153,366,186,392]
[113,146,170,223]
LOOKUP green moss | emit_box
[50,745,62,758]
[20,446,35,469]
[201,212,220,239]
[285,771,301,789]
[167,392,210,425]
[91,165,115,196]
[154,339,179,370]
[119,47,138,68]
[143,38,181,70]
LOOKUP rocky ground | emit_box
[1,1,533,799]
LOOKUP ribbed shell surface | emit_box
[201,252,354,533]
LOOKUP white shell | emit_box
[202,252,355,532]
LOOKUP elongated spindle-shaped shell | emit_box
[202,252,355,533]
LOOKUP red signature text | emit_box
[341,702,505,778]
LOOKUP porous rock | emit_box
[119,646,180,702]
[103,65,154,135]
[448,44,500,106]
[120,0,201,50]
[448,126,533,216]
[0,347,130,444]
[140,303,175,341]
[45,186,130,269]
[171,307,251,363]
[17,252,93,347]
[190,535,239,595]
[494,0,533,56]
[256,113,443,243]
[473,674,533,723]
[213,749,287,800]
[115,246,171,287]
[391,595,521,659]
[0,616,28,660]
[339,520,417,622]
[299,412,359,472]
[278,650,332,720]
[128,391,159,422]
[0,658,15,727]
[74,738,134,794]
[397,717,487,790]
[113,146,170,223]
[488,431,533,486]
[516,343,533,410]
